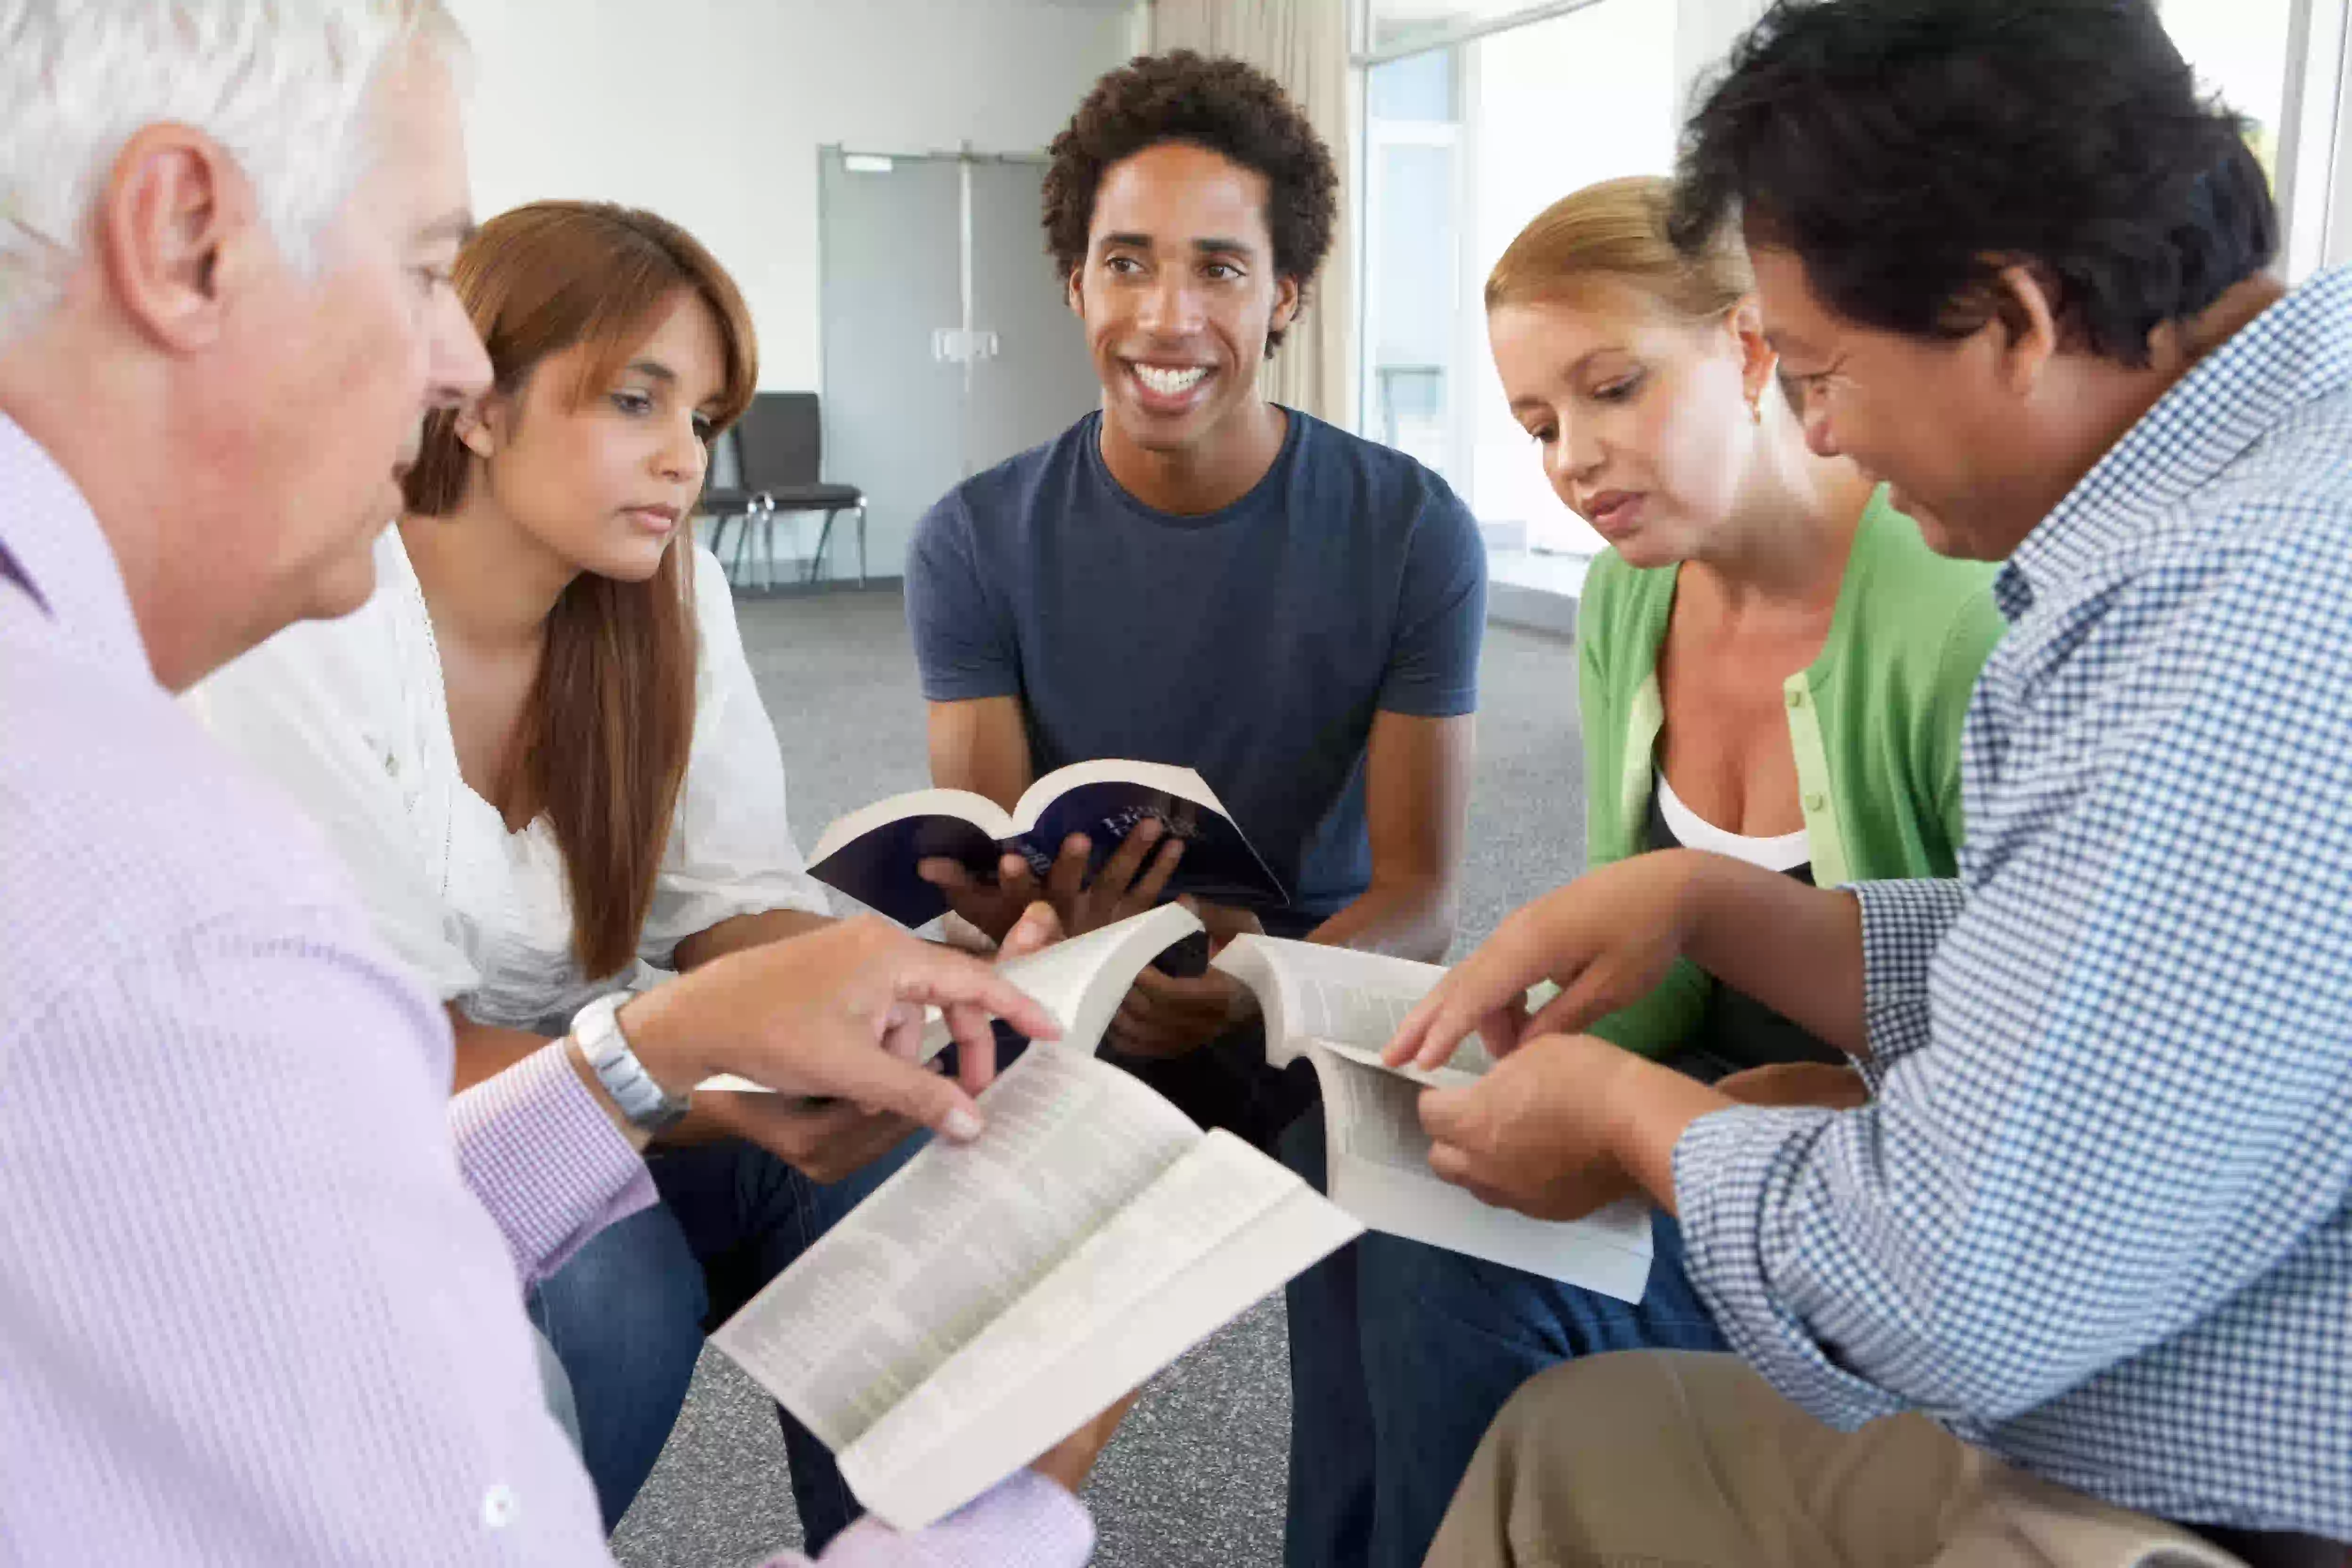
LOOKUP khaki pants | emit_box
[1427,1351,2247,1568]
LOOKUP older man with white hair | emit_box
[0,4,1119,1562]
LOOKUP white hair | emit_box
[0,0,459,345]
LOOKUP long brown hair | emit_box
[404,202,759,979]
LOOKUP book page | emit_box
[710,1043,1205,1453]
[1216,936,1494,1077]
[965,903,1201,1055]
[1012,757,1230,830]
[697,904,1203,1092]
[808,785,1015,867]
[842,1130,1363,1530]
[1305,1045,1654,1300]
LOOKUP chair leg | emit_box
[728,511,755,587]
[808,508,840,588]
[856,505,867,588]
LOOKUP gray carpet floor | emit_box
[610,587,1586,1568]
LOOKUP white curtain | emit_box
[1150,0,1356,428]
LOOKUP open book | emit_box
[710,905,1361,1531]
[804,759,1287,929]
[693,909,1196,1095]
[1214,935,1655,1300]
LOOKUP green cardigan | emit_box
[1577,488,2005,1057]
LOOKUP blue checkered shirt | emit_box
[1676,265,2352,1538]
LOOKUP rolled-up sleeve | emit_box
[1676,548,2352,1445]
[1849,877,1964,1093]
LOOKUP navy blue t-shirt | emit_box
[905,408,1486,933]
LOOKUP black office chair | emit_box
[701,392,866,589]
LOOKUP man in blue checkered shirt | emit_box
[1384,2,2352,1564]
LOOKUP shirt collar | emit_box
[0,411,155,681]
[1995,263,2352,619]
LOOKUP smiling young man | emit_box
[905,51,1486,1149]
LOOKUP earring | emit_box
[1749,395,1764,426]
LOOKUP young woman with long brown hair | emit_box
[193,201,905,1546]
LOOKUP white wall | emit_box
[446,0,1142,391]
[1674,0,1767,114]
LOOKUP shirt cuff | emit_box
[1851,878,1966,1094]
[448,1041,655,1290]
[782,1470,1095,1568]
[1674,1105,1910,1432]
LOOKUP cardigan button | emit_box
[1785,687,1806,709]
[1805,792,1826,812]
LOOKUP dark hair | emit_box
[1669,0,2278,367]
[405,202,758,979]
[1043,49,1338,352]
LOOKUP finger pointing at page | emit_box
[622,916,1062,1145]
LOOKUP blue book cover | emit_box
[806,760,1287,930]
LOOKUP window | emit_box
[1358,0,1684,555]
[1355,0,2352,568]
[2163,0,2301,170]
[2157,0,2352,279]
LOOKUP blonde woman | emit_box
[1288,177,2004,1568]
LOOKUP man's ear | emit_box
[1984,261,2062,399]
[94,124,262,353]
[1066,268,1086,322]
[1271,274,1301,339]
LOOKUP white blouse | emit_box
[190,530,830,1034]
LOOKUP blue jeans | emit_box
[527,1133,916,1544]
[1281,1113,1730,1568]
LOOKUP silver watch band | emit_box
[571,993,689,1135]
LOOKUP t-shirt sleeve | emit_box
[1376,479,1487,718]
[905,490,1021,703]
[641,547,833,959]
[183,609,482,1004]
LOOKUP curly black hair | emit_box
[1670,0,2277,368]
[1043,50,1338,353]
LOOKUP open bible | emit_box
[708,905,1361,1531]
[803,759,1286,929]
[1214,935,1655,1299]
[693,906,1197,1095]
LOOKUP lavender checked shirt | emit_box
[0,413,1092,1567]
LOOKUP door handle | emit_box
[931,327,1001,363]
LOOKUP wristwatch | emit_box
[571,992,691,1136]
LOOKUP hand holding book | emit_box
[917,812,1188,947]
[807,760,1287,932]
[1104,897,1264,1059]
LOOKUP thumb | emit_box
[821,1047,988,1143]
[1417,1083,1475,1143]
[999,900,1063,960]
